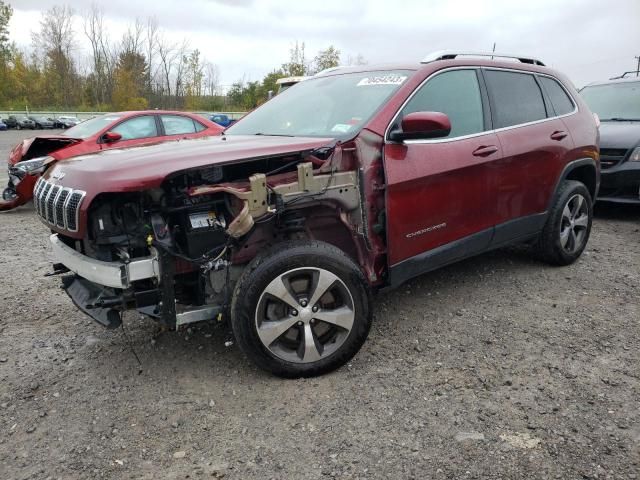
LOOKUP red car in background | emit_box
[0,110,223,211]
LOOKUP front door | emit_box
[383,68,501,285]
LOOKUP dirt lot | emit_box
[0,129,639,479]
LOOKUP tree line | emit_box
[0,2,366,112]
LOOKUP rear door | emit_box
[158,114,208,140]
[482,69,574,241]
[384,68,502,283]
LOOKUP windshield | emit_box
[226,70,412,138]
[63,115,122,138]
[581,81,640,121]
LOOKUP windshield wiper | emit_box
[253,132,295,137]
[604,118,640,122]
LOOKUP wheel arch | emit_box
[550,158,599,208]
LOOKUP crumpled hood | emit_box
[44,134,337,193]
[9,135,81,165]
[598,121,640,151]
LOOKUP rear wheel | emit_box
[536,180,592,265]
[231,240,372,378]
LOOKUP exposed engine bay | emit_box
[56,144,370,330]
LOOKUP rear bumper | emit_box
[598,162,640,203]
[50,234,160,288]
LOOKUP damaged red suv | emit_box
[1,111,223,211]
[37,51,599,377]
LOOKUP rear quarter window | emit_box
[484,70,547,128]
[539,76,575,116]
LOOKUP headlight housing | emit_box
[14,156,54,174]
[629,147,640,162]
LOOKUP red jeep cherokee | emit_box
[36,51,599,377]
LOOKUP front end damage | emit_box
[45,137,387,330]
[1,137,79,211]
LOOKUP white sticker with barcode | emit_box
[357,75,407,86]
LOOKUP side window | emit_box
[111,115,158,140]
[160,115,198,135]
[539,76,575,116]
[401,69,485,138]
[484,70,547,128]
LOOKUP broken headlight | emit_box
[15,156,54,174]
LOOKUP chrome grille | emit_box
[34,178,85,232]
[46,185,61,222]
[39,181,52,216]
[34,178,46,215]
[55,189,70,227]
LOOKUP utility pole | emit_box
[636,56,640,77]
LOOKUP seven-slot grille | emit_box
[34,177,85,232]
[600,148,628,170]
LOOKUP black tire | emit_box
[231,240,372,378]
[536,180,593,265]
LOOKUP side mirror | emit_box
[389,112,451,142]
[102,131,122,143]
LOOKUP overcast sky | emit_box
[7,0,640,88]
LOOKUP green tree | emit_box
[261,69,286,97]
[314,46,341,73]
[0,0,12,55]
[112,68,148,110]
[112,51,149,110]
[0,1,13,106]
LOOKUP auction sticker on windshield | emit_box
[357,75,407,86]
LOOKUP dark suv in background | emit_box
[581,75,640,203]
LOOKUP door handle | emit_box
[550,130,568,141]
[472,145,499,157]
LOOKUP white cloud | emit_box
[7,0,640,87]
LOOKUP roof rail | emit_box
[609,71,640,80]
[422,50,545,66]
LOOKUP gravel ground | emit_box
[0,129,639,479]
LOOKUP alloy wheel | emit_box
[559,193,589,254]
[255,267,355,364]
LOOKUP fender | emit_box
[547,157,600,210]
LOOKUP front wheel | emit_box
[536,180,593,265]
[231,240,372,378]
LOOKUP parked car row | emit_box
[1,51,636,379]
[0,115,81,130]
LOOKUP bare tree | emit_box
[157,34,178,103]
[121,18,144,56]
[83,4,108,105]
[145,16,159,97]
[173,40,189,105]
[33,5,77,107]
[204,61,220,97]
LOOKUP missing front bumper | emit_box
[50,234,160,288]
[62,275,122,329]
